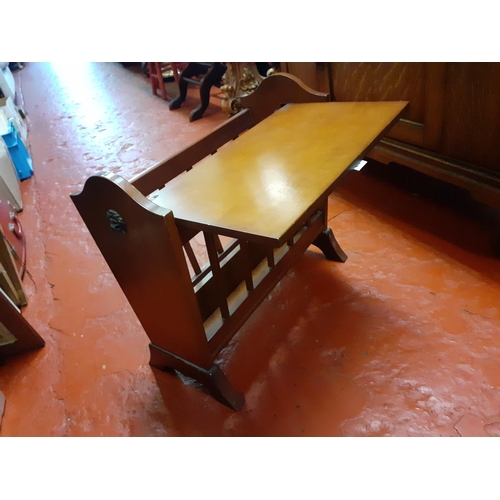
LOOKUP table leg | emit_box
[149,344,245,410]
[312,227,348,262]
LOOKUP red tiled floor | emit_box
[1,62,499,436]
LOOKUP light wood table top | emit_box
[153,101,408,244]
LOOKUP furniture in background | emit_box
[0,63,42,365]
[1,119,33,181]
[0,286,44,364]
[169,63,226,122]
[0,84,28,308]
[219,63,265,115]
[147,63,188,101]
[0,141,23,212]
[279,62,500,211]
[71,73,407,409]
[0,201,26,307]
[1,94,32,204]
[0,63,15,106]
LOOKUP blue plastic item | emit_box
[1,120,33,181]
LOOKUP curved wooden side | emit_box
[70,173,212,369]
[238,72,330,124]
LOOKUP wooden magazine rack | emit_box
[71,74,407,409]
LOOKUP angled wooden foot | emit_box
[169,86,187,110]
[189,63,226,122]
[311,227,347,262]
[149,344,245,410]
[169,63,197,110]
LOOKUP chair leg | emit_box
[149,62,168,100]
[169,62,198,110]
[190,63,226,122]
[170,62,181,84]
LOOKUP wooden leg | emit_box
[312,227,348,262]
[190,63,226,122]
[169,63,198,110]
[149,62,168,100]
[149,344,245,410]
[204,232,230,319]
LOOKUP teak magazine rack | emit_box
[71,74,407,409]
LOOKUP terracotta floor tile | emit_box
[0,62,499,436]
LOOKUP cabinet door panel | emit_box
[441,63,500,173]
[331,62,431,147]
[331,62,426,122]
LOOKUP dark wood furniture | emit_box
[169,63,226,122]
[147,63,187,101]
[0,226,26,308]
[71,74,407,409]
[0,287,44,363]
[280,62,500,210]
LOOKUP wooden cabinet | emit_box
[280,62,500,209]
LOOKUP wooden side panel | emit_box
[331,63,426,123]
[441,63,500,172]
[239,73,329,125]
[282,62,330,93]
[71,174,212,369]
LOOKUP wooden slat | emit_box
[204,232,230,320]
[238,240,254,292]
[208,214,324,357]
[184,241,201,276]
[266,248,275,268]
[214,235,224,255]
[131,109,254,196]
[191,239,240,288]
[195,241,267,322]
[0,262,21,305]
[0,227,26,307]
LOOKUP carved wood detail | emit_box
[220,63,264,115]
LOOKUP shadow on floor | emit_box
[337,160,500,281]
[149,251,422,436]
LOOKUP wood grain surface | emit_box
[331,63,425,123]
[441,63,500,172]
[153,101,407,244]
